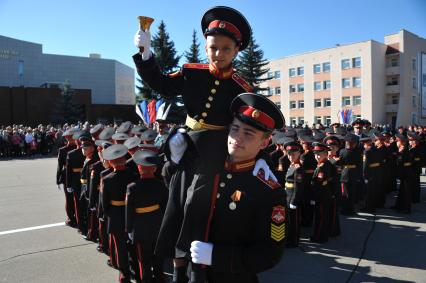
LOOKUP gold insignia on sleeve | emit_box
[271,223,285,242]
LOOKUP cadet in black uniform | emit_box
[80,135,99,240]
[126,150,168,283]
[393,134,415,214]
[372,132,387,208]
[340,134,362,215]
[359,135,380,213]
[188,92,286,283]
[408,132,422,203]
[310,143,334,243]
[56,128,77,227]
[283,140,304,247]
[102,144,139,283]
[124,136,142,175]
[383,131,398,193]
[299,135,317,226]
[66,131,86,233]
[324,135,342,237]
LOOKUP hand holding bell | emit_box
[134,16,154,60]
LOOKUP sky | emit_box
[1,0,425,72]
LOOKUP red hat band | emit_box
[326,140,338,146]
[313,145,326,151]
[286,145,300,151]
[208,20,242,42]
[239,105,275,129]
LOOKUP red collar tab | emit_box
[225,158,256,172]
[209,64,234,79]
[208,20,242,42]
[239,105,275,129]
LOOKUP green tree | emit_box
[51,80,84,124]
[235,36,270,93]
[136,20,181,101]
[183,30,203,63]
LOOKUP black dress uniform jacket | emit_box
[57,143,76,185]
[88,161,103,210]
[102,168,138,234]
[66,148,85,189]
[204,159,286,283]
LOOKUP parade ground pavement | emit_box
[0,157,425,283]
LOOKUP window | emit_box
[275,87,281,95]
[314,116,322,124]
[341,59,350,69]
[323,80,331,90]
[289,68,296,77]
[387,76,399,86]
[298,117,305,125]
[342,97,351,106]
[352,57,361,68]
[289,101,297,109]
[297,67,304,76]
[412,96,417,108]
[353,96,361,106]
[314,99,322,108]
[268,88,274,96]
[412,77,417,89]
[267,72,274,79]
[353,77,361,88]
[324,98,331,107]
[289,85,296,93]
[314,81,322,91]
[290,117,296,125]
[389,58,399,67]
[342,78,351,88]
[323,62,331,72]
[297,84,304,92]
[275,102,281,108]
[313,64,321,74]
[324,116,331,125]
[412,59,417,71]
[391,95,399,104]
[275,71,281,79]
[298,100,304,109]
[412,113,417,124]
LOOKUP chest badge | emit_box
[272,205,286,224]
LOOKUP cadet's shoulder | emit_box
[232,72,253,92]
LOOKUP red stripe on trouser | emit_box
[341,183,345,196]
[73,192,80,225]
[137,243,143,280]
[99,220,103,249]
[113,234,120,268]
[108,234,113,264]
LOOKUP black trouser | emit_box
[133,242,165,283]
[73,189,87,234]
[329,197,341,237]
[412,173,421,203]
[395,178,413,213]
[301,174,314,226]
[363,179,376,212]
[109,232,130,283]
[98,218,109,254]
[286,207,301,247]
[312,198,330,243]
[341,182,356,215]
[86,209,98,241]
[63,187,76,224]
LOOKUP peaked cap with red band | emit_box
[312,142,329,153]
[201,6,252,50]
[230,92,285,132]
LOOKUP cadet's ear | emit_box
[259,135,271,149]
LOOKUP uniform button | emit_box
[217,193,220,198]
[208,96,214,101]
[202,112,208,118]
[210,88,217,94]
[205,103,211,108]
[220,182,225,188]
[215,80,220,86]
[199,119,204,123]
[226,173,232,179]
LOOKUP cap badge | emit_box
[219,21,226,28]
[252,110,260,118]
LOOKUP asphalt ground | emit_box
[0,157,425,283]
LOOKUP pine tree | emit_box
[235,36,270,93]
[136,20,181,101]
[183,30,203,63]
[51,80,84,124]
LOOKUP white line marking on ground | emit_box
[0,222,65,236]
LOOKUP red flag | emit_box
[147,99,157,125]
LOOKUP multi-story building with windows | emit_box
[261,29,426,127]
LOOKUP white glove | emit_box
[253,159,278,182]
[190,240,213,266]
[66,187,74,193]
[169,132,187,164]
[289,203,297,210]
[128,231,134,242]
[134,29,152,60]
[364,179,369,184]
[57,184,64,191]
[310,200,316,205]
[90,207,97,212]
